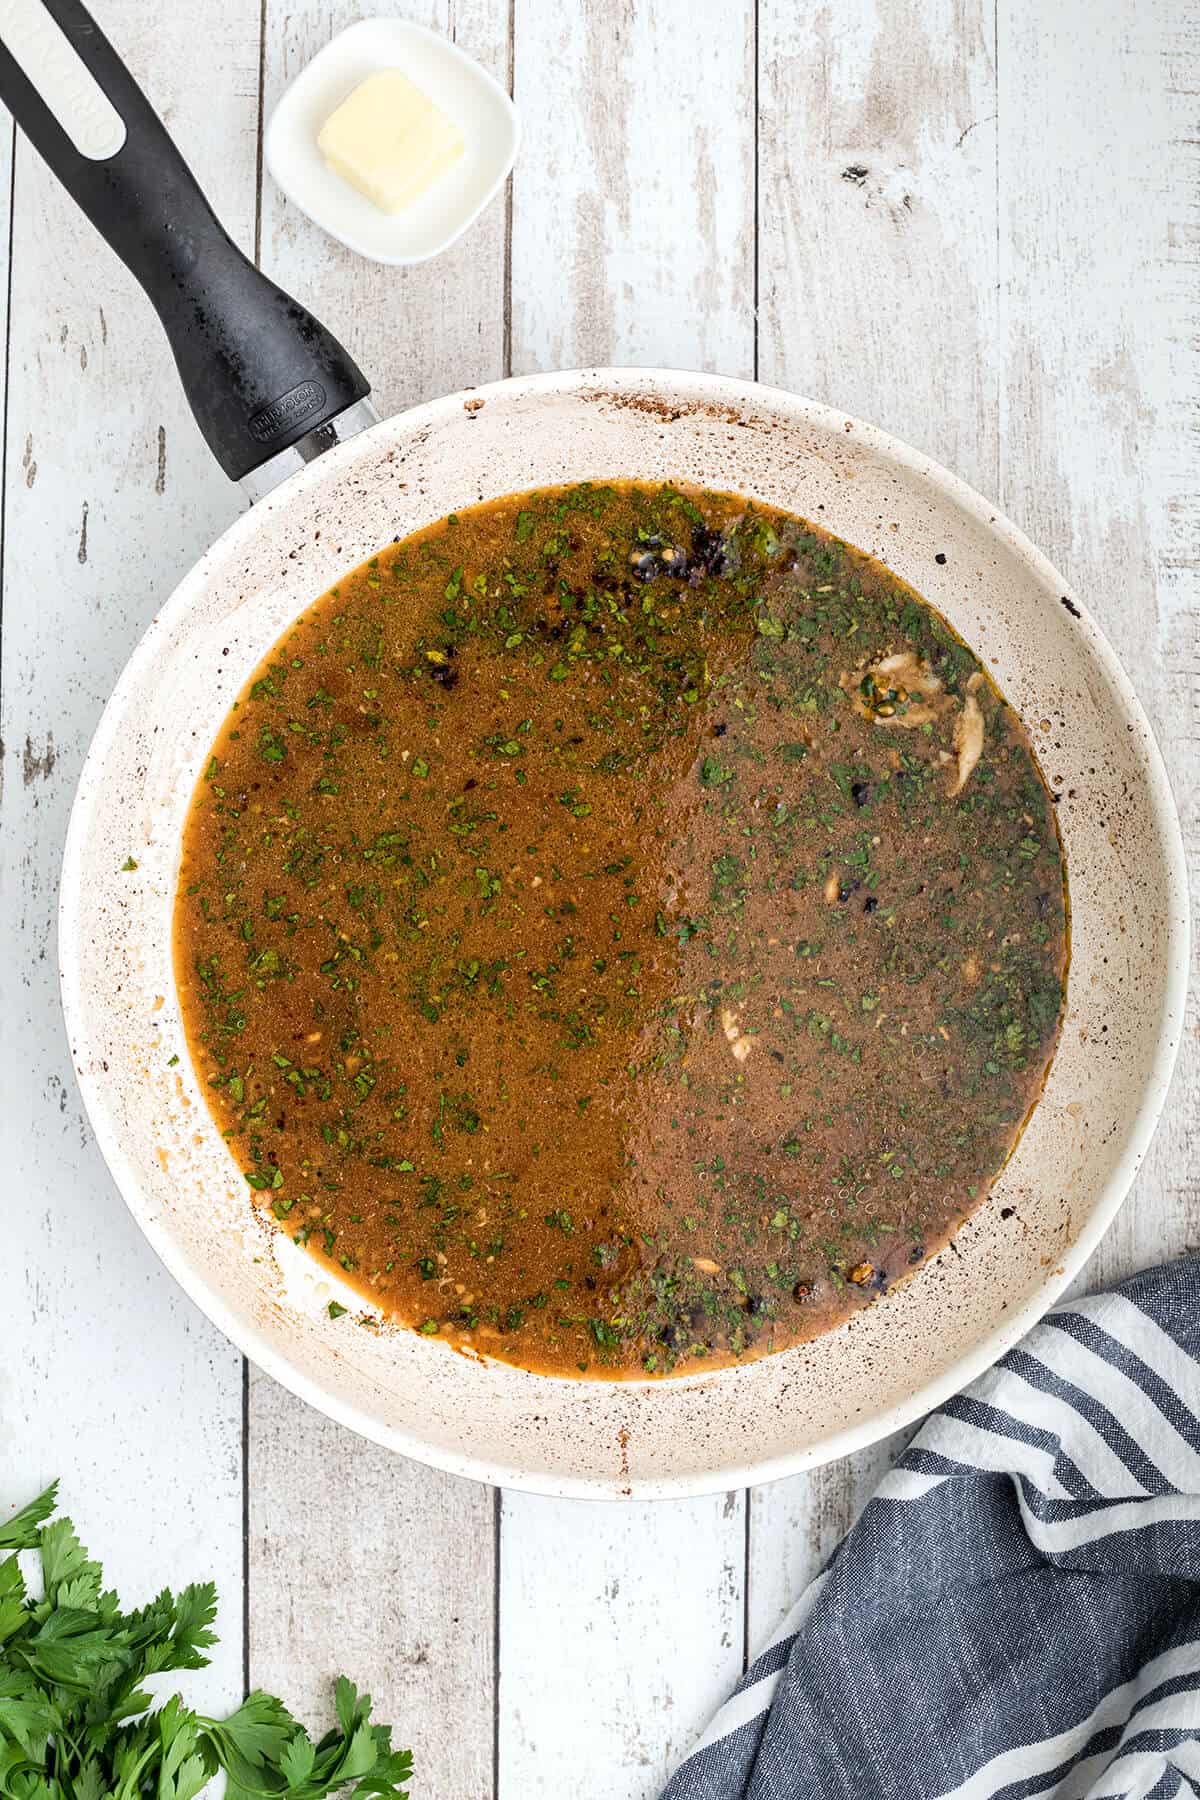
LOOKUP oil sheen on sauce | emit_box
[174,482,1069,1378]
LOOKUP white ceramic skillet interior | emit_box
[60,369,1189,1499]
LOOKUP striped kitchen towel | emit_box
[661,1260,1200,1800]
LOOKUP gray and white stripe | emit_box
[661,1261,1200,1800]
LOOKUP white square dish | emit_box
[264,17,519,266]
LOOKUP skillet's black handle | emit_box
[0,0,370,482]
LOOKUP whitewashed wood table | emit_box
[2,2,1196,1795]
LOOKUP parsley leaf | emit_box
[0,1486,413,1800]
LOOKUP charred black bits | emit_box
[690,523,734,577]
[842,163,869,185]
[430,645,459,689]
[712,721,728,738]
[667,524,736,585]
[863,895,879,914]
[850,781,872,807]
[934,551,948,566]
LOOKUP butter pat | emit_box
[317,69,464,214]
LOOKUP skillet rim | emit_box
[58,366,1191,1497]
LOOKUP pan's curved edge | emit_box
[58,367,1191,1499]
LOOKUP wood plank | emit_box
[247,5,510,1793]
[499,1491,746,1798]
[750,0,1000,1657]
[500,5,755,1795]
[509,0,756,375]
[247,1388,496,1800]
[756,0,999,482]
[0,2,256,1715]
[996,0,1200,1293]
[747,1441,897,1653]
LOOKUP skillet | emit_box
[4,0,1188,1497]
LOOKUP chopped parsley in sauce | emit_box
[175,482,1068,1378]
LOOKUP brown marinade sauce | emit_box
[175,482,1068,1377]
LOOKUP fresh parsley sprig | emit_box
[0,1485,412,1800]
